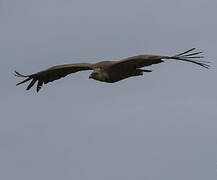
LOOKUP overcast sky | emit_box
[1,0,217,179]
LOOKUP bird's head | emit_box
[89,69,108,82]
[89,71,100,80]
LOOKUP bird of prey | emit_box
[14,48,209,92]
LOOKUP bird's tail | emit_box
[165,48,210,69]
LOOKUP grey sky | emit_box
[1,0,217,179]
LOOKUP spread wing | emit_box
[14,63,93,92]
[109,48,210,71]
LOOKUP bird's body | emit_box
[14,48,210,92]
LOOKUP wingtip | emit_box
[14,71,20,77]
[14,70,28,77]
[174,48,197,57]
[36,86,42,93]
[189,48,196,51]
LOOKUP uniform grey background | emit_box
[1,0,217,179]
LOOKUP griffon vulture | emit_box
[14,48,209,92]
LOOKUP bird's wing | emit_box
[108,48,210,71]
[14,63,93,92]
[107,55,164,71]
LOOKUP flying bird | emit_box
[14,48,210,92]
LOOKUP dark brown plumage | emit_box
[14,48,210,92]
